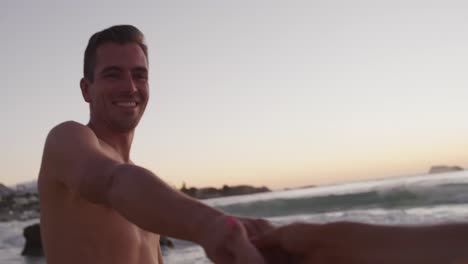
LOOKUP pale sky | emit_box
[2,0,468,189]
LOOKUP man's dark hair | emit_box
[83,25,148,82]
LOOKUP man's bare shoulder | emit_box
[44,121,103,161]
[51,120,86,131]
[47,121,95,143]
[41,120,124,204]
[41,121,109,188]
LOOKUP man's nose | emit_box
[122,76,138,93]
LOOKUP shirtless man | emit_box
[38,25,268,264]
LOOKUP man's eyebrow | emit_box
[132,66,148,73]
[100,66,122,74]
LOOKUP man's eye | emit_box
[134,74,148,81]
[105,73,119,78]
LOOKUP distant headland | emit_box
[180,183,271,199]
[428,165,464,174]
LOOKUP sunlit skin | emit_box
[38,43,161,264]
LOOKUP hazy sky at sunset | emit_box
[2,0,468,189]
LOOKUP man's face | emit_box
[84,42,149,132]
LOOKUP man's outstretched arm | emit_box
[41,121,265,264]
[254,221,468,264]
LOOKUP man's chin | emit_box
[109,119,141,133]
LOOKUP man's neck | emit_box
[87,121,134,162]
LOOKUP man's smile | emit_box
[112,100,139,109]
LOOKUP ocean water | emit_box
[2,171,468,263]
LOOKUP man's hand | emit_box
[237,217,275,239]
[252,223,320,264]
[198,215,267,264]
[237,217,293,264]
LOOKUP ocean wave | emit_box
[216,183,468,217]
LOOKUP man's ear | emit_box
[80,78,91,103]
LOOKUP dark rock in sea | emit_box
[160,236,174,248]
[429,165,464,174]
[22,223,43,256]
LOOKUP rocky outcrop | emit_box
[429,165,464,174]
[0,192,40,222]
[0,184,13,197]
[220,185,270,196]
